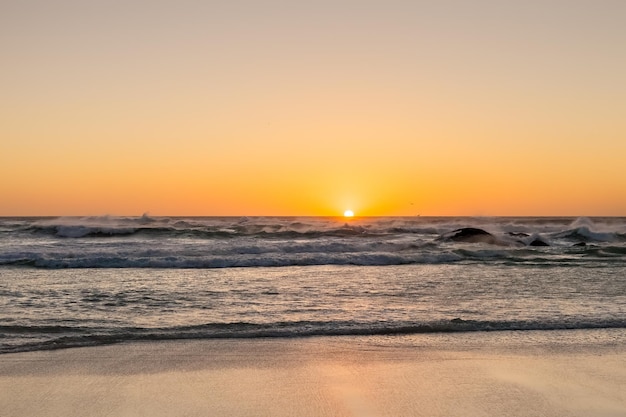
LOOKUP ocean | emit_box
[1,216,625,354]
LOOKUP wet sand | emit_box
[1,332,625,417]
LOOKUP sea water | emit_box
[1,216,625,353]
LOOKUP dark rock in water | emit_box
[529,238,549,246]
[508,232,530,238]
[573,242,587,247]
[445,227,498,244]
[449,227,491,238]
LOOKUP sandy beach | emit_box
[1,331,625,417]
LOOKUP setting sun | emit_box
[344,210,354,218]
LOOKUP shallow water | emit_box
[1,263,624,353]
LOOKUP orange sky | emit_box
[2,1,626,216]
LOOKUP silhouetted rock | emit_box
[444,227,498,244]
[573,242,587,247]
[529,238,549,246]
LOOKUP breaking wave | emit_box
[2,216,625,269]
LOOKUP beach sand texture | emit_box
[1,335,624,417]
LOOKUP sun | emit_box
[343,210,354,218]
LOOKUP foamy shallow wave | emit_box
[3,248,624,268]
[2,318,625,354]
[0,253,463,268]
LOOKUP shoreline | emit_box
[1,331,625,417]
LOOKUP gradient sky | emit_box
[2,0,625,216]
